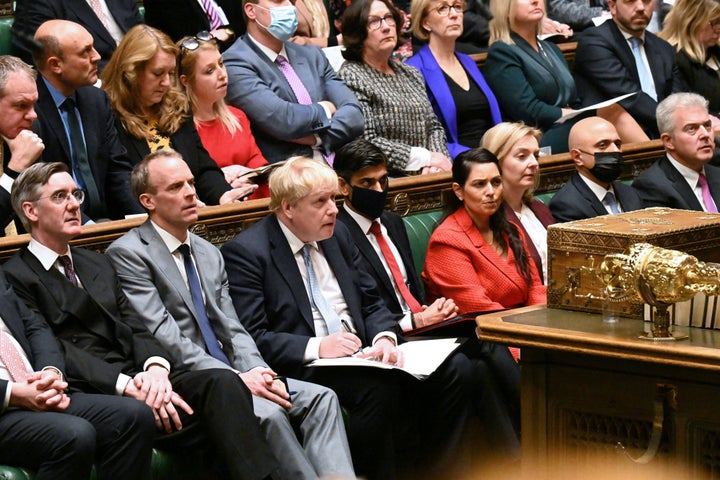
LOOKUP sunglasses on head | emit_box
[180,30,216,52]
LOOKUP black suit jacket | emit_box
[115,116,231,205]
[0,268,66,402]
[676,48,720,116]
[632,156,720,210]
[11,0,143,70]
[573,20,684,137]
[4,247,172,395]
[144,0,246,46]
[220,215,400,378]
[549,171,644,222]
[28,78,142,219]
[336,208,424,313]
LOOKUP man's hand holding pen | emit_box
[318,331,362,358]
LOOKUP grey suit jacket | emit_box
[222,35,364,163]
[106,220,267,374]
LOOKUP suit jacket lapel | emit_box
[36,78,72,163]
[243,36,299,103]
[660,157,702,209]
[66,0,116,49]
[417,45,459,144]
[570,172,610,217]
[381,211,422,300]
[704,165,720,208]
[267,217,314,331]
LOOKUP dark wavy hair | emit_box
[445,148,533,285]
[341,0,403,62]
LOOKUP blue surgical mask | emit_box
[255,5,298,42]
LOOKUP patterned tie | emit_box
[177,245,231,365]
[0,329,29,382]
[369,221,423,313]
[698,173,718,213]
[60,98,102,220]
[276,55,312,105]
[604,191,621,215]
[199,0,223,29]
[58,255,78,287]
[88,0,115,38]
[629,37,657,101]
[302,244,343,334]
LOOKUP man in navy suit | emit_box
[633,93,720,211]
[12,0,143,70]
[550,116,644,222]
[573,0,684,138]
[11,20,142,222]
[222,0,363,164]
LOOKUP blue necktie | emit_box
[177,244,230,365]
[629,37,657,101]
[302,244,343,334]
[604,191,621,214]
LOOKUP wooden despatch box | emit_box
[547,207,720,318]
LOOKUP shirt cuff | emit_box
[0,173,14,194]
[372,331,398,346]
[143,357,171,372]
[406,147,431,172]
[116,373,132,396]
[318,103,332,121]
[303,337,323,363]
[41,366,64,382]
[3,382,11,411]
[398,312,414,332]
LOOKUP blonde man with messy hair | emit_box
[269,157,339,212]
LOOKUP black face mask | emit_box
[589,151,624,183]
[350,184,388,220]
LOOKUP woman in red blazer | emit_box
[422,148,546,313]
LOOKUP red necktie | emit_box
[0,329,29,382]
[369,221,423,313]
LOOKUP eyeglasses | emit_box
[433,3,464,16]
[368,13,396,31]
[180,31,215,52]
[710,18,720,32]
[37,189,85,205]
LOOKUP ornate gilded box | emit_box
[547,207,720,318]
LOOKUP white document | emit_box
[306,337,463,380]
[555,92,637,124]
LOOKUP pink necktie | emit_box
[88,0,114,38]
[276,55,312,105]
[199,0,223,30]
[0,330,29,382]
[698,173,718,213]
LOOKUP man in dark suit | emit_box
[4,161,281,480]
[633,92,720,211]
[107,149,355,480]
[15,20,141,221]
[222,157,482,480]
[573,0,684,138]
[0,56,45,233]
[11,0,143,70]
[222,0,363,164]
[144,0,244,49]
[550,116,644,222]
[0,268,156,480]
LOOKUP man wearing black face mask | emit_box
[549,116,644,222]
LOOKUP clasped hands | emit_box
[9,369,70,412]
[319,333,403,367]
[123,365,193,433]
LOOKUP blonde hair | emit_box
[411,0,466,42]
[101,25,188,140]
[269,157,339,212]
[489,0,543,45]
[178,38,241,136]
[481,122,542,203]
[303,0,330,38]
[659,0,720,64]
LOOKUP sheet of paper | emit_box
[306,338,462,380]
[556,92,637,124]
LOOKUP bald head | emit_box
[33,20,100,95]
[568,116,623,185]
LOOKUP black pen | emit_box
[341,318,357,335]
